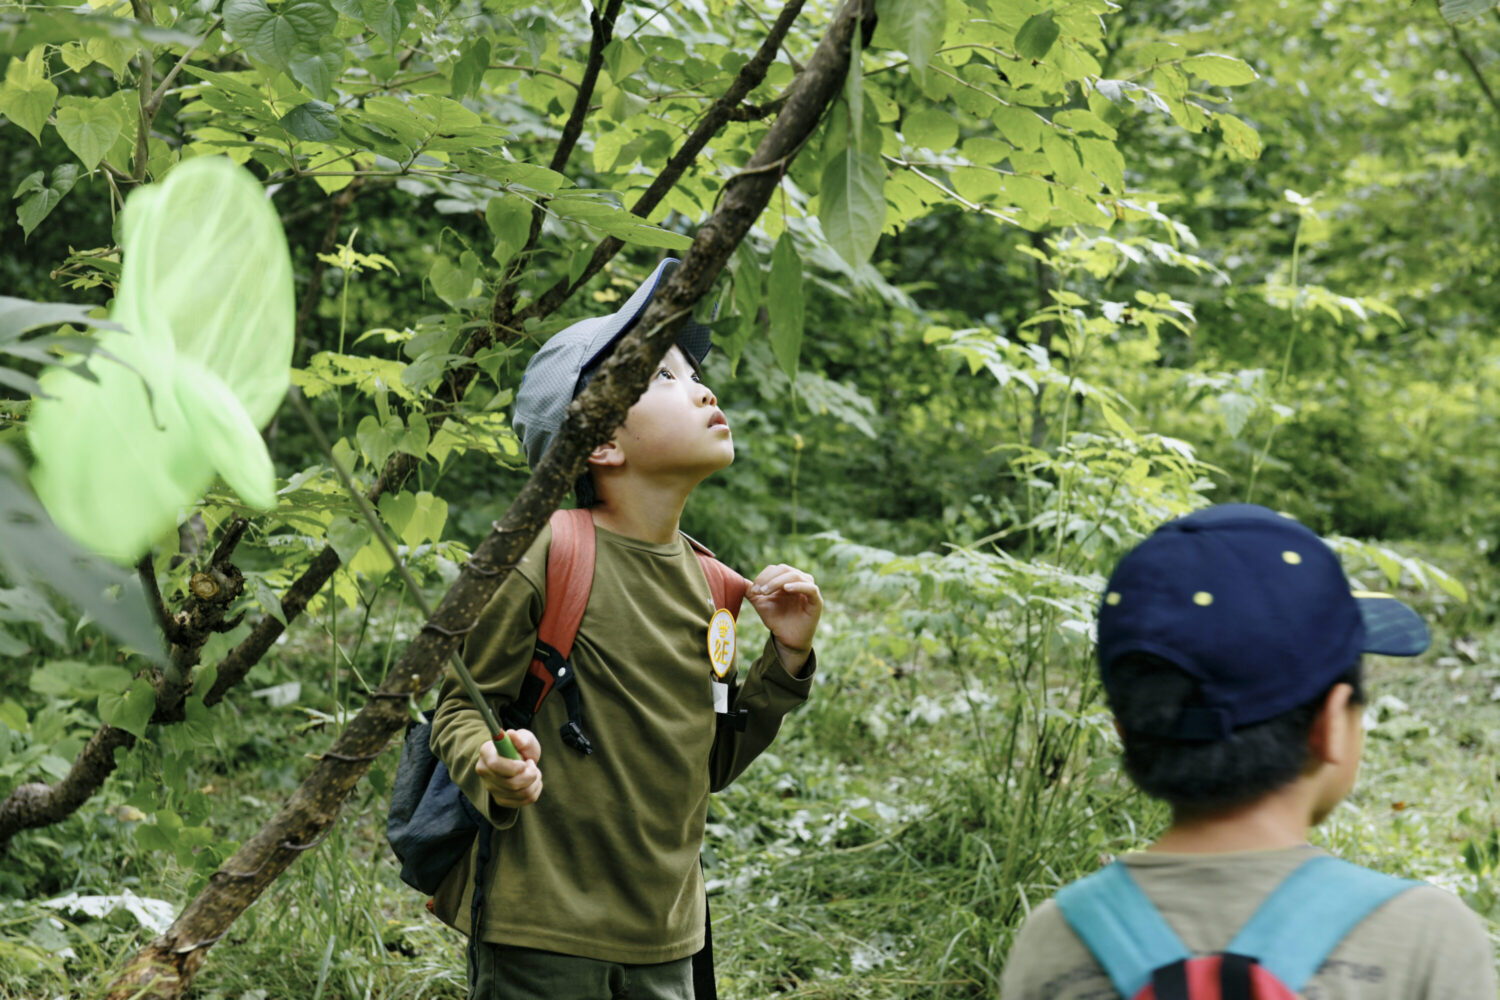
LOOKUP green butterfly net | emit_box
[29,156,294,564]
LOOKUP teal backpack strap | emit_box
[1226,855,1417,991]
[1055,862,1192,999]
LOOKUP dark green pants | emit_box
[470,943,694,1000]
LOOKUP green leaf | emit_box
[878,0,943,91]
[14,164,79,240]
[98,677,156,738]
[1180,53,1258,86]
[819,107,886,269]
[288,39,343,99]
[224,0,337,75]
[356,413,403,469]
[253,575,287,625]
[326,516,371,563]
[1015,12,1060,61]
[280,100,338,142]
[450,36,490,99]
[0,64,58,143]
[903,108,957,151]
[1214,113,1262,160]
[428,253,479,307]
[767,231,803,382]
[1441,0,1496,21]
[0,295,116,343]
[485,195,531,266]
[54,96,124,172]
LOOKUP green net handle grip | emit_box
[493,732,522,761]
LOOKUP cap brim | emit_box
[1354,591,1430,656]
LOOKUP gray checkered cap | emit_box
[513,257,713,468]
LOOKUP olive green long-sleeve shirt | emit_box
[430,522,815,964]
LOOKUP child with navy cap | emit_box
[429,258,822,1000]
[1001,503,1495,999]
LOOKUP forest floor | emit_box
[0,543,1496,999]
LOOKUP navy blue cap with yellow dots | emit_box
[1096,503,1430,741]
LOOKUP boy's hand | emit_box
[475,728,543,809]
[748,564,822,675]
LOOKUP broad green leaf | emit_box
[993,105,1045,151]
[450,36,490,99]
[281,100,338,142]
[28,156,295,563]
[356,413,403,469]
[288,39,343,99]
[1441,0,1496,21]
[326,517,370,563]
[767,231,803,382]
[486,195,532,266]
[98,677,156,738]
[54,95,124,171]
[253,576,286,625]
[904,108,957,151]
[428,253,480,307]
[1015,12,1060,61]
[0,63,57,143]
[0,295,116,345]
[877,0,943,92]
[13,164,80,239]
[1215,113,1262,160]
[819,106,886,269]
[224,0,337,74]
[1180,53,1258,86]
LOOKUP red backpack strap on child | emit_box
[682,532,748,618]
[502,508,597,755]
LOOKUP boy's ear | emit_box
[587,439,624,468]
[1307,682,1358,766]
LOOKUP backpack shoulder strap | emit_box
[1226,855,1417,991]
[682,532,747,618]
[1055,862,1192,999]
[505,508,596,731]
[539,508,595,659]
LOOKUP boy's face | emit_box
[592,345,733,479]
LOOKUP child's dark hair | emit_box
[1107,652,1364,815]
[569,344,706,508]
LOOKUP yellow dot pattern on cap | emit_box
[1193,591,1214,606]
[1106,592,1121,606]
[1283,550,1302,565]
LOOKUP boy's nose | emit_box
[697,383,716,406]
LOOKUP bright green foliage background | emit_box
[1,0,1499,995]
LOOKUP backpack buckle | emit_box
[559,720,594,755]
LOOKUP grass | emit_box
[0,542,1495,999]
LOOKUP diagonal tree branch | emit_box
[104,3,870,995]
[487,0,626,343]
[503,0,807,343]
[0,0,808,848]
[1437,0,1500,115]
[0,521,250,848]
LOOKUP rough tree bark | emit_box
[105,2,870,995]
[0,0,802,845]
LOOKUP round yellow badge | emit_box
[707,608,736,678]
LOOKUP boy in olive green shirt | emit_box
[431,258,822,1000]
[1001,505,1496,999]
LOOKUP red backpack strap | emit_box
[682,532,747,618]
[503,508,597,754]
[537,508,595,660]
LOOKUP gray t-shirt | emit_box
[1001,846,1496,999]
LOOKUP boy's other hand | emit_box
[748,564,822,675]
[475,728,543,809]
